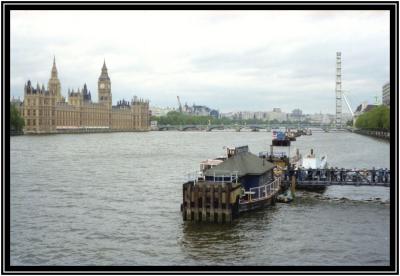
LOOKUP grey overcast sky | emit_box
[11,10,389,114]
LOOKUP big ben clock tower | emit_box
[98,60,112,108]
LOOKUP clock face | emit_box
[100,83,105,89]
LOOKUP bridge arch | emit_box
[182,126,201,131]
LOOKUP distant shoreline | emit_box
[353,129,390,141]
[11,129,150,136]
[10,130,24,136]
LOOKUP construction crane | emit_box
[177,96,182,113]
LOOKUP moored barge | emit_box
[181,146,281,223]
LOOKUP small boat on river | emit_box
[290,149,328,191]
[277,189,294,203]
[260,129,299,169]
[181,145,281,223]
[299,149,328,170]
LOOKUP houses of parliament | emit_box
[20,58,150,134]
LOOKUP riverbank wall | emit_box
[353,129,390,140]
[13,128,150,136]
[10,130,24,136]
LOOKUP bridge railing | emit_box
[281,168,391,185]
[157,123,333,130]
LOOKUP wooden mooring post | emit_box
[291,175,296,199]
[226,183,232,222]
[194,184,199,222]
[217,184,223,223]
[182,182,234,223]
[202,185,207,221]
[210,184,215,222]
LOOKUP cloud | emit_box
[10,10,389,113]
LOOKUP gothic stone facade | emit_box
[22,58,150,134]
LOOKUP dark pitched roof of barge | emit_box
[204,152,274,177]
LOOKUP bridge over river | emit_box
[156,123,345,132]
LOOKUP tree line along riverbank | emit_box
[10,104,25,135]
[353,105,390,140]
[151,111,269,126]
[354,105,390,131]
[152,107,390,129]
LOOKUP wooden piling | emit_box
[217,184,223,223]
[225,183,232,223]
[210,184,215,223]
[182,183,187,220]
[194,184,199,222]
[186,183,192,220]
[202,184,207,222]
[182,181,236,223]
[291,175,296,198]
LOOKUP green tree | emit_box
[382,107,390,130]
[10,104,25,132]
[152,111,239,126]
[355,105,390,131]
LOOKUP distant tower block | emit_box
[335,52,342,129]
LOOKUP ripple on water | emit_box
[11,132,390,266]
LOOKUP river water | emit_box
[10,131,390,266]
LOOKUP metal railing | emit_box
[211,170,239,184]
[281,168,391,186]
[259,151,288,158]
[186,171,205,184]
[247,177,281,202]
[186,170,239,184]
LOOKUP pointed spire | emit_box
[51,56,58,78]
[99,59,110,81]
[102,59,108,72]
